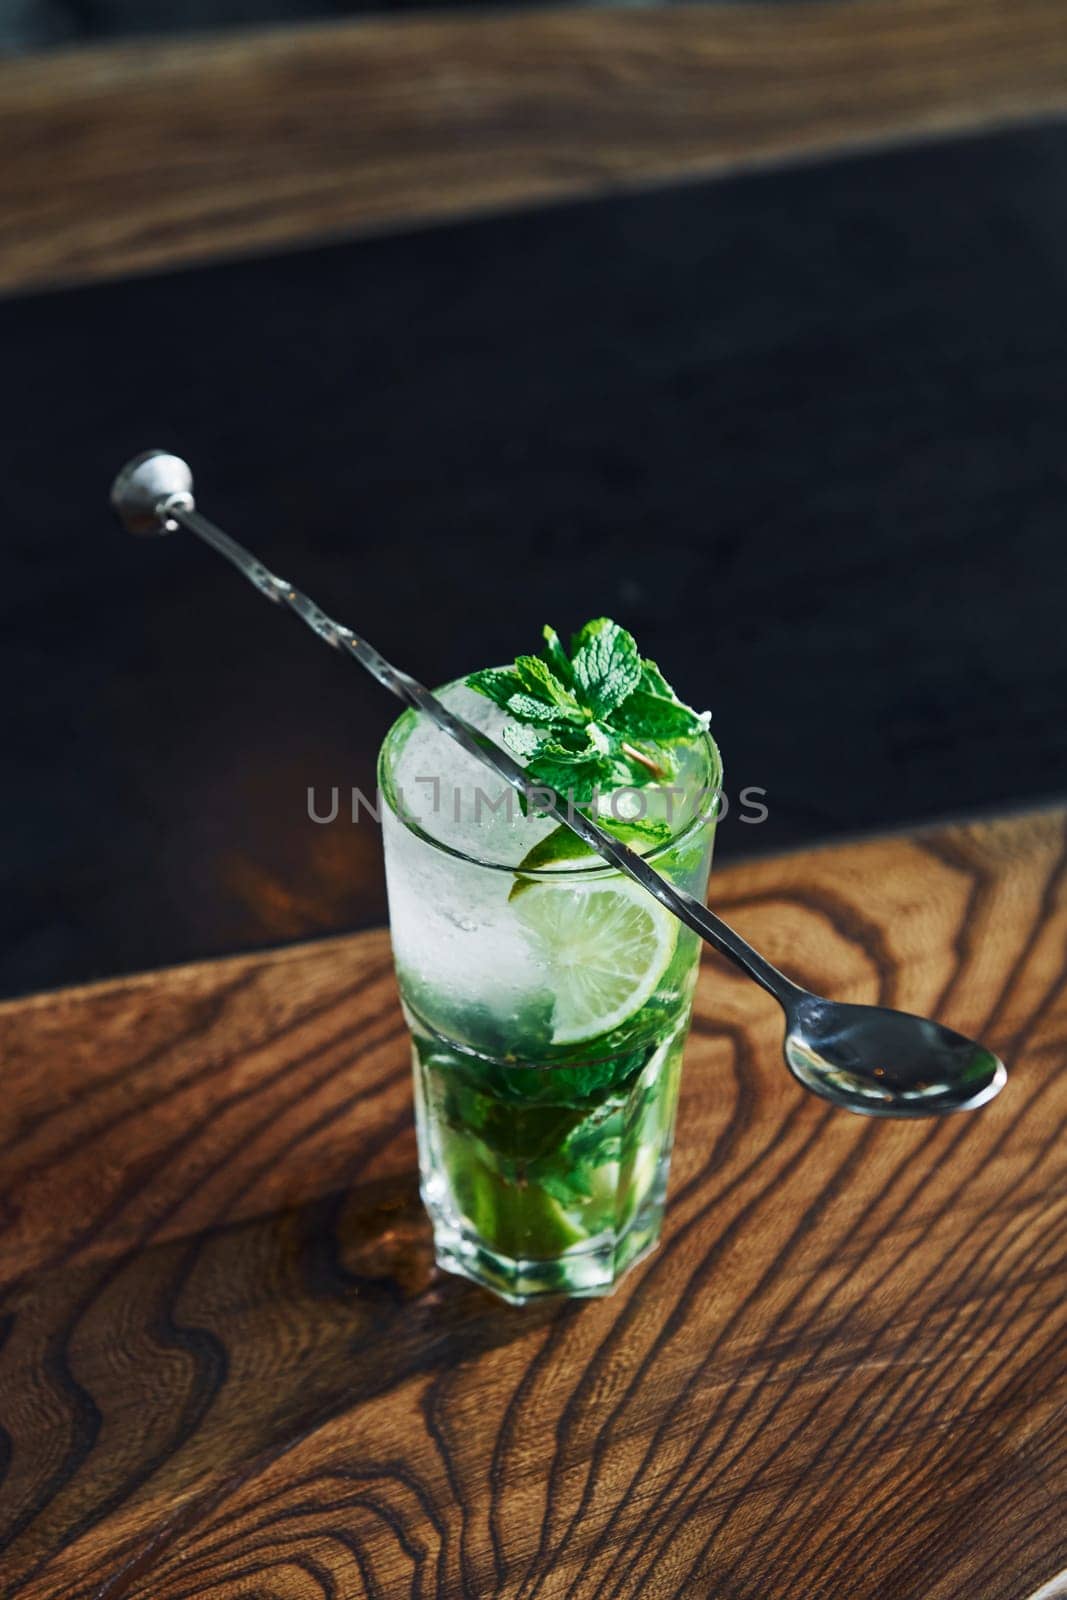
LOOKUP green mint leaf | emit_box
[563,1105,625,1168]
[637,655,710,728]
[568,617,611,657]
[501,725,615,816]
[605,813,673,846]
[525,750,607,807]
[468,666,525,712]
[542,625,574,685]
[570,618,642,718]
[607,688,704,741]
[467,618,710,799]
[501,723,546,759]
[514,654,580,713]
[535,726,605,759]
[474,656,583,730]
[505,693,575,727]
[535,1165,594,1203]
[502,722,608,769]
[638,657,673,697]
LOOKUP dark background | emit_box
[2,122,1066,999]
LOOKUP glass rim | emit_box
[377,678,723,877]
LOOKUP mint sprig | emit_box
[467,617,709,806]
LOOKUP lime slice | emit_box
[514,879,677,1044]
[451,1155,586,1257]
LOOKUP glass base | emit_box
[429,1184,666,1305]
[408,1003,688,1306]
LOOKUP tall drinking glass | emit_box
[379,679,720,1303]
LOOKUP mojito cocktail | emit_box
[379,620,720,1302]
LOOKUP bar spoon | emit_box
[111,449,1006,1118]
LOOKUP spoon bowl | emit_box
[784,993,1006,1116]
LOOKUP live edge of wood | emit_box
[0,808,1065,1598]
[2,0,1067,296]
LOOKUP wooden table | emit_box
[2,0,1067,296]
[2,808,1064,1598]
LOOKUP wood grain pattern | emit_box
[3,0,1067,295]
[1,809,1066,1598]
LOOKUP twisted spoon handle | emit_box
[157,486,798,1007]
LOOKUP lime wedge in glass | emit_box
[450,1154,587,1258]
[515,879,677,1045]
